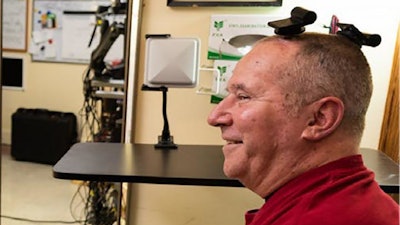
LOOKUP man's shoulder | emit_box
[249,155,399,225]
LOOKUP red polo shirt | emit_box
[245,155,399,225]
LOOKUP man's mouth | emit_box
[226,140,243,145]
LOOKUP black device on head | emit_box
[267,7,381,48]
[268,7,317,35]
[336,23,381,48]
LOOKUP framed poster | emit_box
[2,0,28,52]
[167,0,282,7]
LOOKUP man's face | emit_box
[208,40,306,191]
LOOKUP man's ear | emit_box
[301,97,344,141]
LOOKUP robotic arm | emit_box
[89,3,126,79]
[90,21,125,78]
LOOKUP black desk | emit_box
[53,143,399,193]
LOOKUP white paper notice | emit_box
[61,14,96,61]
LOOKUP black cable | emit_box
[1,176,90,225]
[78,63,120,225]
[79,67,102,142]
[70,182,90,224]
[84,182,118,225]
[161,87,171,140]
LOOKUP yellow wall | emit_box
[1,53,86,144]
[1,0,86,143]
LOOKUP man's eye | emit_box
[237,94,250,100]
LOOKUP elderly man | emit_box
[208,33,399,225]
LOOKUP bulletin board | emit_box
[31,0,125,64]
[2,0,28,52]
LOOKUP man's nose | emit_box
[207,98,232,127]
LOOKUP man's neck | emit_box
[253,138,359,198]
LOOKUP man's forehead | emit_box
[227,68,273,93]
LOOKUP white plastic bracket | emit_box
[196,67,221,95]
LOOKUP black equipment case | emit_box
[11,108,78,165]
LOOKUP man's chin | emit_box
[223,162,241,179]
